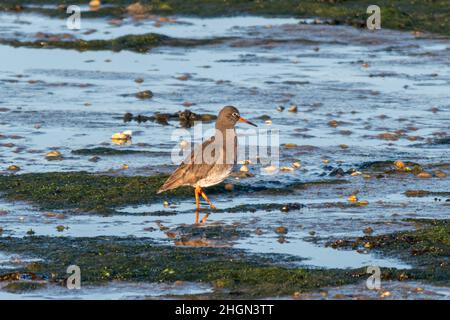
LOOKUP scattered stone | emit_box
[111,130,132,143]
[292,161,301,169]
[127,2,148,15]
[56,225,67,232]
[7,165,20,171]
[182,101,195,107]
[275,226,287,234]
[224,183,234,191]
[179,140,189,149]
[177,74,190,81]
[45,151,62,160]
[239,165,249,172]
[363,227,374,235]
[394,160,405,170]
[328,120,340,128]
[263,165,277,174]
[435,170,447,178]
[357,200,369,206]
[378,132,400,141]
[135,90,153,99]
[277,236,287,243]
[288,105,298,113]
[89,156,101,162]
[417,172,432,178]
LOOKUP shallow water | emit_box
[0,12,449,299]
[0,281,212,300]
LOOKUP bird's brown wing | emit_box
[157,137,217,193]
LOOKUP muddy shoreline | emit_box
[0,4,448,299]
[0,0,449,36]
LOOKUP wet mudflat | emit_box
[0,7,449,299]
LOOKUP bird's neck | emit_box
[215,126,236,140]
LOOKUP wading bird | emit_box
[157,106,257,223]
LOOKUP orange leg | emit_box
[194,186,201,211]
[193,186,214,224]
[200,213,209,224]
[199,188,217,210]
[194,186,200,224]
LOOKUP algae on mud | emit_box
[0,32,229,52]
[0,171,348,213]
[71,147,158,156]
[0,235,411,298]
[0,172,189,213]
[0,0,449,35]
[326,219,450,285]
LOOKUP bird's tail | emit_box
[157,175,182,194]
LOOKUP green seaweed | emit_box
[0,32,229,52]
[0,235,366,297]
[0,172,349,214]
[0,0,448,35]
[2,281,47,293]
[72,147,155,156]
[326,219,450,285]
[0,172,190,213]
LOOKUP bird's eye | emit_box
[232,112,239,118]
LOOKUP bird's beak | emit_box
[239,117,257,127]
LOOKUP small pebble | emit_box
[288,105,298,112]
[263,165,277,174]
[275,226,287,234]
[417,172,432,178]
[224,183,234,191]
[45,150,62,160]
[292,161,301,168]
[394,160,405,170]
[434,170,447,178]
[240,165,249,172]
[357,200,369,206]
[179,140,189,149]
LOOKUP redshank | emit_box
[157,106,257,223]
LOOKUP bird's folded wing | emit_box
[157,137,216,192]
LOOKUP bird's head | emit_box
[217,105,257,129]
